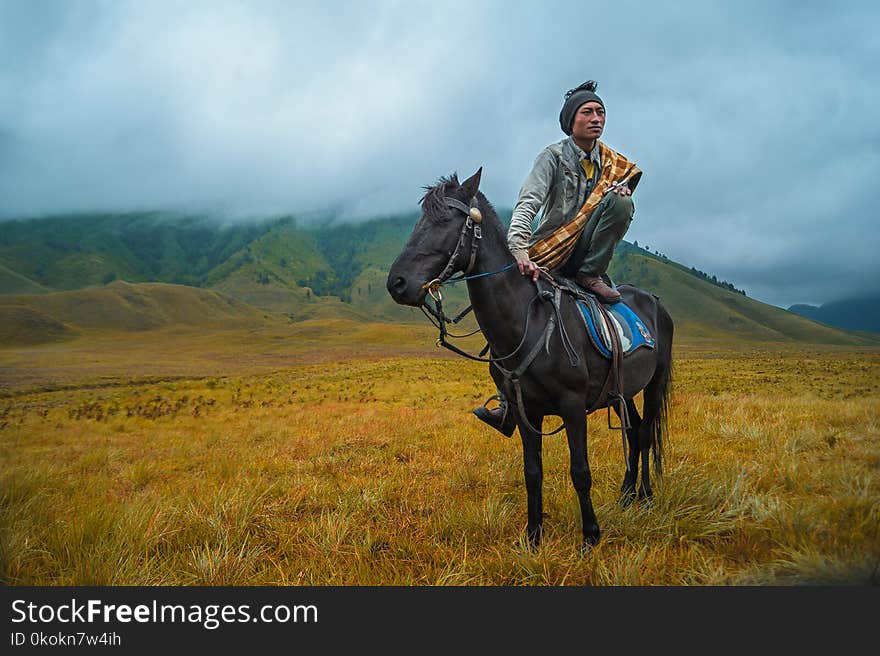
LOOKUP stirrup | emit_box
[474,394,516,437]
[481,394,507,416]
[483,394,510,424]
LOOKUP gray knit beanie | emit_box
[559,80,604,135]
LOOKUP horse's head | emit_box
[386,168,483,307]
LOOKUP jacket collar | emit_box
[564,136,601,167]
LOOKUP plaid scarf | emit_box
[529,141,641,271]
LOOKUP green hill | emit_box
[203,217,335,314]
[0,213,274,290]
[0,263,50,295]
[1,210,876,347]
[608,249,872,344]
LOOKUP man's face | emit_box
[571,101,605,142]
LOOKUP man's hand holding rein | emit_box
[513,250,542,282]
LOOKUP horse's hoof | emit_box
[526,525,543,550]
[637,485,654,502]
[582,524,601,550]
[619,487,636,508]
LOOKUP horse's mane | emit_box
[419,173,498,225]
[419,174,459,220]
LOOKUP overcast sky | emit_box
[1,0,878,307]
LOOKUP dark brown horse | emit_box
[387,169,673,548]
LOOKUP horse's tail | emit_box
[651,310,674,477]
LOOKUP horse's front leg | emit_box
[563,403,600,548]
[518,409,544,550]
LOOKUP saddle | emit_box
[552,275,656,359]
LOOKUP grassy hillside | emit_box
[0,281,279,345]
[0,213,274,290]
[203,218,334,314]
[310,215,418,300]
[0,263,50,295]
[608,250,876,345]
[1,210,876,346]
[0,306,77,345]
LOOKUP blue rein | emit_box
[445,263,516,284]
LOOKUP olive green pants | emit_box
[559,191,634,278]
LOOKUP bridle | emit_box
[423,195,484,294]
[418,195,493,356]
[419,195,523,359]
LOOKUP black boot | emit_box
[473,396,516,437]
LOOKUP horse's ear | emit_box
[460,167,482,199]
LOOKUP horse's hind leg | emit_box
[563,402,600,548]
[614,398,642,507]
[638,374,665,501]
[518,410,544,549]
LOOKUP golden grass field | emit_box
[1,321,878,585]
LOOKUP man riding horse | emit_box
[474,80,642,436]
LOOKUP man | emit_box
[474,80,642,436]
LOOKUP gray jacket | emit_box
[507,137,606,260]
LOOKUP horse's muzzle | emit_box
[387,274,407,298]
[386,271,426,307]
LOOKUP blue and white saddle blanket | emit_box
[576,295,655,358]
